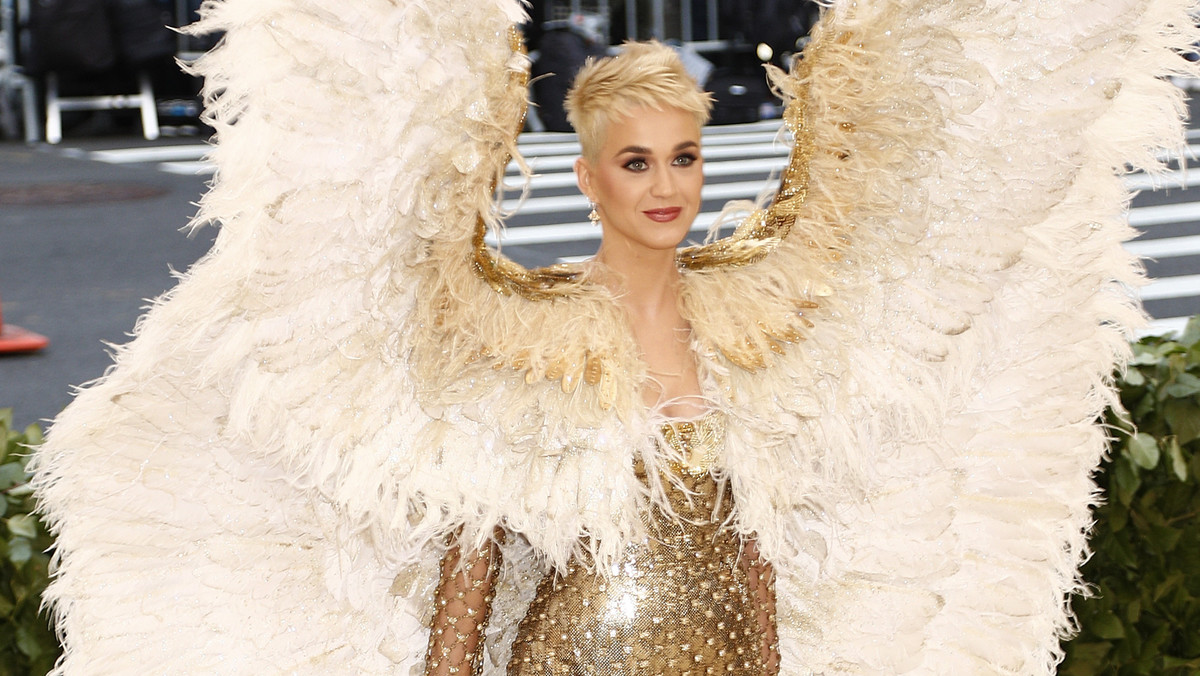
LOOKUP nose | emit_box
[649,165,677,199]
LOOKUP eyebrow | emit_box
[615,141,700,155]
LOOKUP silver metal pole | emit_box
[680,0,692,42]
[176,0,188,53]
[626,0,637,40]
[651,0,664,39]
[600,0,611,43]
[706,0,718,40]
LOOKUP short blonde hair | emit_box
[565,41,713,160]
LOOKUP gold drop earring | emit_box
[588,202,601,226]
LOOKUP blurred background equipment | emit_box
[719,0,818,66]
[0,0,210,142]
[525,0,821,129]
[29,0,174,143]
[529,2,610,132]
[0,0,39,141]
[6,0,821,141]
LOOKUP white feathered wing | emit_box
[33,0,532,673]
[737,1,1198,673]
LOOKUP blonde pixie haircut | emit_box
[565,41,714,161]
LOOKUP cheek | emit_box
[595,173,637,210]
[684,172,704,205]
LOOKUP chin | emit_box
[651,232,692,252]
[653,223,694,250]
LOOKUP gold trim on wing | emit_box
[469,27,587,300]
[677,77,814,270]
[471,218,586,300]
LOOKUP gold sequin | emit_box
[661,411,726,476]
[508,417,775,675]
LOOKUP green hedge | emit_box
[2,317,1199,675]
[1061,317,1200,674]
[1,411,57,676]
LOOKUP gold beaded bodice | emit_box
[508,412,771,675]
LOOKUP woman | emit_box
[31,1,1195,674]
[424,43,779,675]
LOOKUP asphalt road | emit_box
[0,141,214,429]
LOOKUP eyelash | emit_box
[623,153,699,171]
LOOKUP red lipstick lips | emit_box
[643,207,682,223]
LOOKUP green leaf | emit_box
[1130,347,1162,366]
[1163,399,1200,446]
[1164,372,1200,398]
[4,482,34,498]
[1113,456,1142,506]
[1165,436,1189,482]
[21,425,42,447]
[1123,368,1146,387]
[1131,345,1163,365]
[1159,340,1187,357]
[1107,502,1129,532]
[1153,571,1186,602]
[1179,315,1200,347]
[0,462,24,491]
[1061,642,1112,674]
[1128,432,1161,470]
[7,537,31,565]
[1163,655,1200,669]
[15,624,43,660]
[1133,392,1157,420]
[5,514,37,539]
[1090,611,1126,639]
[1125,598,1142,624]
[1147,524,1183,553]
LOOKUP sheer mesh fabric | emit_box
[742,538,781,674]
[425,536,502,676]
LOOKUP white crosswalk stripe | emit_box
[511,143,789,177]
[70,119,1200,331]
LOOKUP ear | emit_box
[574,157,594,201]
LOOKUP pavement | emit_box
[0,138,214,429]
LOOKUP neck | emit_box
[594,244,681,317]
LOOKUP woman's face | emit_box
[575,106,704,259]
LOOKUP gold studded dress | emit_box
[507,412,775,675]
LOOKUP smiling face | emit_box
[575,106,704,261]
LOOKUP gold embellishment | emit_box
[677,69,815,270]
[470,221,585,300]
[660,412,726,476]
[509,451,769,673]
[468,29,588,301]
